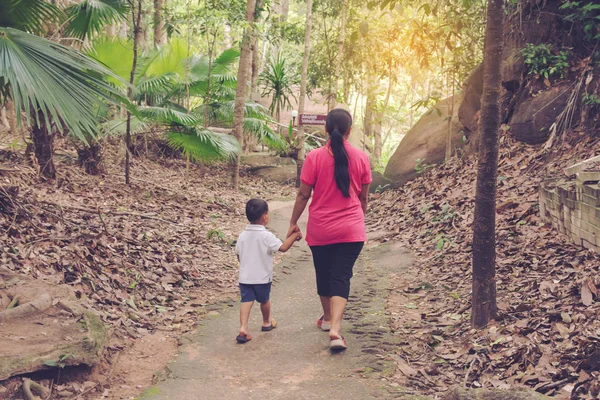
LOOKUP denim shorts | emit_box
[239,282,272,303]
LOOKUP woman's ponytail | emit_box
[326,109,352,198]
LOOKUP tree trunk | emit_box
[125,0,143,185]
[296,0,313,187]
[373,110,383,163]
[231,0,257,189]
[471,0,504,329]
[78,142,104,175]
[250,0,264,98]
[445,71,456,162]
[31,110,56,180]
[154,0,166,46]
[330,0,347,111]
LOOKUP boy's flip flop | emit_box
[261,318,277,331]
[236,333,252,343]
[330,336,347,351]
[317,315,331,331]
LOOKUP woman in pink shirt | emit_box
[287,108,372,351]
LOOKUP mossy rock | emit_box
[0,306,107,380]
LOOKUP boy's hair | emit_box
[246,198,268,223]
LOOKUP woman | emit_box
[287,108,371,350]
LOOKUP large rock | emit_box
[0,270,107,380]
[442,387,550,400]
[384,93,466,185]
[459,64,484,134]
[508,84,571,144]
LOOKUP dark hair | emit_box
[246,198,268,223]
[325,109,352,198]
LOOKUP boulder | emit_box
[370,171,393,193]
[442,387,551,400]
[0,270,107,381]
[508,84,571,144]
[384,93,466,185]
[459,64,484,134]
[250,165,297,185]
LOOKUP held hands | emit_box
[287,224,303,241]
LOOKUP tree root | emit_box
[22,378,49,400]
[7,295,19,309]
[0,293,51,322]
[1,293,11,309]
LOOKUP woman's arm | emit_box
[287,182,313,238]
[359,183,370,215]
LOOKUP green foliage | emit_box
[260,53,299,121]
[44,354,72,369]
[64,0,129,40]
[521,43,570,80]
[0,27,126,143]
[560,1,600,42]
[166,129,241,162]
[415,158,434,174]
[582,92,600,105]
[0,0,62,34]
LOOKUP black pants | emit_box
[309,242,364,299]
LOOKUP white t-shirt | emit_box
[235,224,283,284]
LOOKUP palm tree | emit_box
[88,39,284,162]
[259,53,299,126]
[471,0,505,329]
[0,27,125,179]
[0,0,129,179]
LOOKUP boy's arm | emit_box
[279,232,300,253]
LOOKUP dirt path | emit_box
[140,201,419,400]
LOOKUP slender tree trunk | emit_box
[296,0,313,187]
[445,70,456,162]
[106,24,117,38]
[125,0,143,185]
[31,110,56,180]
[330,0,347,111]
[154,0,166,46]
[471,0,504,329]
[231,0,257,189]
[373,110,383,163]
[250,0,264,98]
[205,33,215,128]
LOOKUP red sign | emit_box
[299,114,327,126]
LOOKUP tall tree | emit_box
[154,0,166,46]
[471,0,504,329]
[231,0,257,189]
[296,0,313,187]
[125,0,143,185]
[329,0,347,111]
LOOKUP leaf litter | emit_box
[368,133,600,398]
[0,142,294,398]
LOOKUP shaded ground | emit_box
[141,201,420,400]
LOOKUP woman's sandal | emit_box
[330,336,347,350]
[261,318,277,331]
[317,315,331,331]
[235,333,252,343]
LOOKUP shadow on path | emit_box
[141,201,417,400]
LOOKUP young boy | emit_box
[234,198,301,343]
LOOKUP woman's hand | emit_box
[287,224,302,240]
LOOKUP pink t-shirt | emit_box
[300,140,372,246]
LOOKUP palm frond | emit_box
[166,129,241,162]
[138,106,200,126]
[86,37,133,84]
[0,0,62,34]
[0,27,126,143]
[100,116,150,137]
[144,38,188,80]
[243,118,285,151]
[64,0,129,40]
